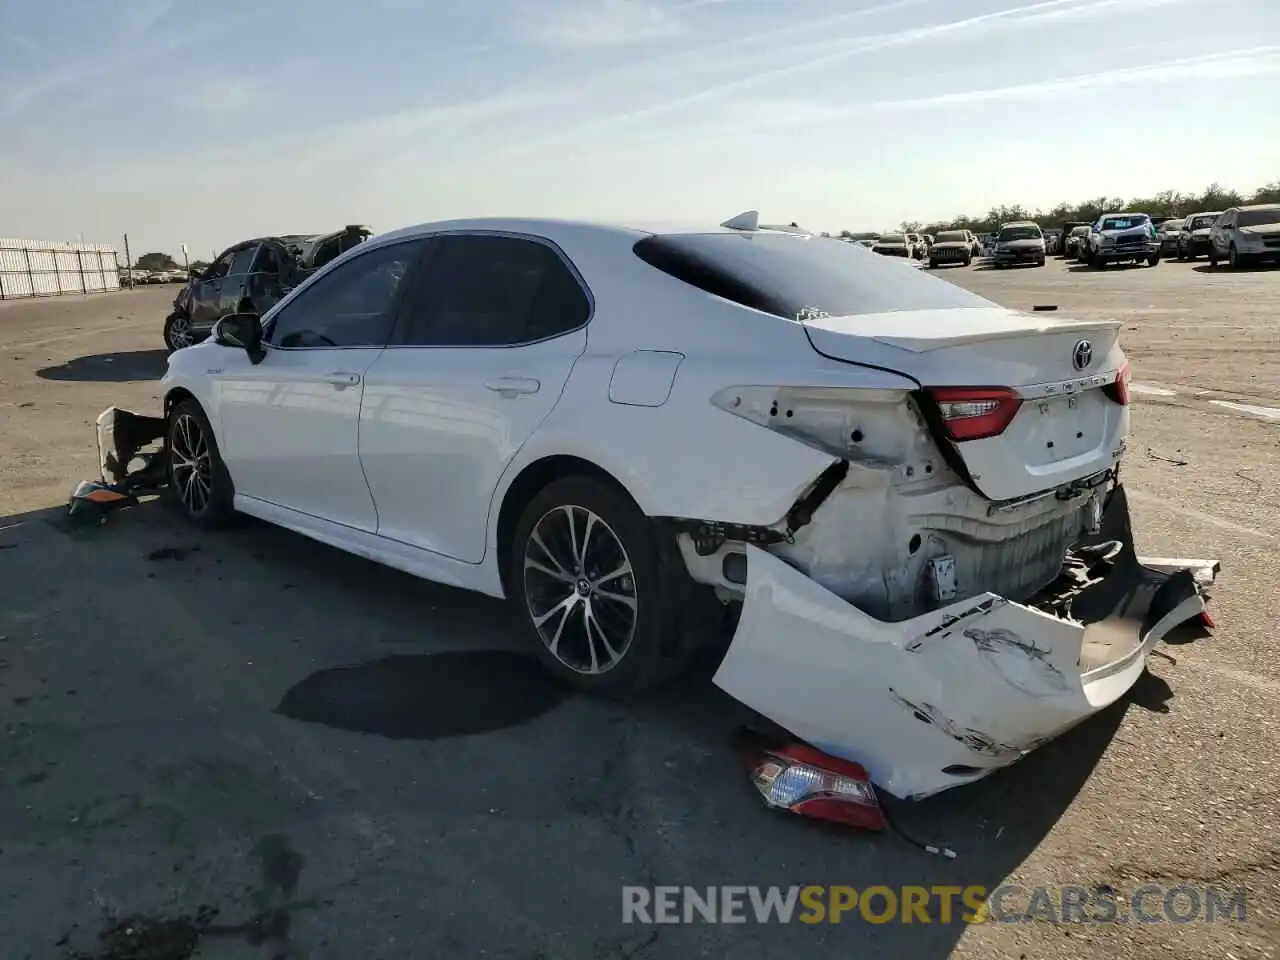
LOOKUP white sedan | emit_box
[136,212,1217,799]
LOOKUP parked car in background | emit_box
[1157,218,1185,257]
[164,226,373,351]
[871,233,913,258]
[1176,211,1222,261]
[1064,225,1092,260]
[1082,213,1159,268]
[1058,221,1092,258]
[1207,204,1280,270]
[138,211,1214,800]
[856,239,876,248]
[928,230,974,268]
[992,221,1046,268]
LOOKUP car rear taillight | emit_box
[925,387,1023,442]
[1102,361,1131,406]
[735,729,885,830]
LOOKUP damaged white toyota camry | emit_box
[97,211,1218,800]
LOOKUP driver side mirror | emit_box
[214,312,266,365]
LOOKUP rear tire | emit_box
[1147,254,1160,267]
[509,476,683,697]
[167,399,236,529]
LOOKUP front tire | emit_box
[167,399,235,529]
[1147,254,1160,267]
[163,312,194,352]
[1229,244,1244,271]
[510,476,678,696]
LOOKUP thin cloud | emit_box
[519,0,684,48]
[714,46,1280,128]
[502,0,1185,157]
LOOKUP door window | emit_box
[265,239,426,349]
[205,249,237,280]
[402,235,590,347]
[228,245,259,276]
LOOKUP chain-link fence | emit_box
[0,238,121,300]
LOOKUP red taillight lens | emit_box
[1102,361,1131,406]
[926,387,1023,442]
[735,729,885,831]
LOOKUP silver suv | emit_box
[992,221,1046,268]
[1083,212,1159,268]
[1208,204,1280,269]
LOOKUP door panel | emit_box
[214,237,432,531]
[358,232,592,562]
[216,346,384,530]
[359,333,585,559]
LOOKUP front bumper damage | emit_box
[713,485,1219,800]
[68,408,169,525]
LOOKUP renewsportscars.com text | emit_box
[622,885,1248,925]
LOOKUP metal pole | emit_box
[23,246,34,297]
[54,248,63,295]
[123,234,133,289]
[76,249,87,293]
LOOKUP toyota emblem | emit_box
[1072,339,1093,371]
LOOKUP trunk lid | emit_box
[802,307,1127,502]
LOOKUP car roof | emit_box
[369,217,822,250]
[1238,203,1280,212]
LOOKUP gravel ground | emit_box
[0,259,1276,959]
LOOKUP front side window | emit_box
[266,239,426,349]
[205,249,237,279]
[228,245,259,276]
[402,235,590,347]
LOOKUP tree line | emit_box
[836,179,1280,237]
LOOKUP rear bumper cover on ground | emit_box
[713,485,1218,800]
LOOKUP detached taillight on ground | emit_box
[1102,361,1132,406]
[926,386,1023,441]
[735,729,885,831]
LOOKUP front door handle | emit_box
[484,377,540,396]
[325,372,361,388]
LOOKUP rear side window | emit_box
[403,235,590,347]
[632,232,990,320]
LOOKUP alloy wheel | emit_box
[522,504,638,675]
[168,314,193,349]
[170,413,212,515]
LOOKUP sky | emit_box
[0,0,1277,260]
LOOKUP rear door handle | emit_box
[325,372,361,388]
[484,377,540,396]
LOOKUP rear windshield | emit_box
[632,232,991,320]
[1239,208,1280,228]
[878,234,906,244]
[1100,215,1149,231]
[1160,219,1185,231]
[936,231,966,242]
[1187,214,1220,230]
[998,225,1041,241]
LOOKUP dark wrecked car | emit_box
[163,226,372,351]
